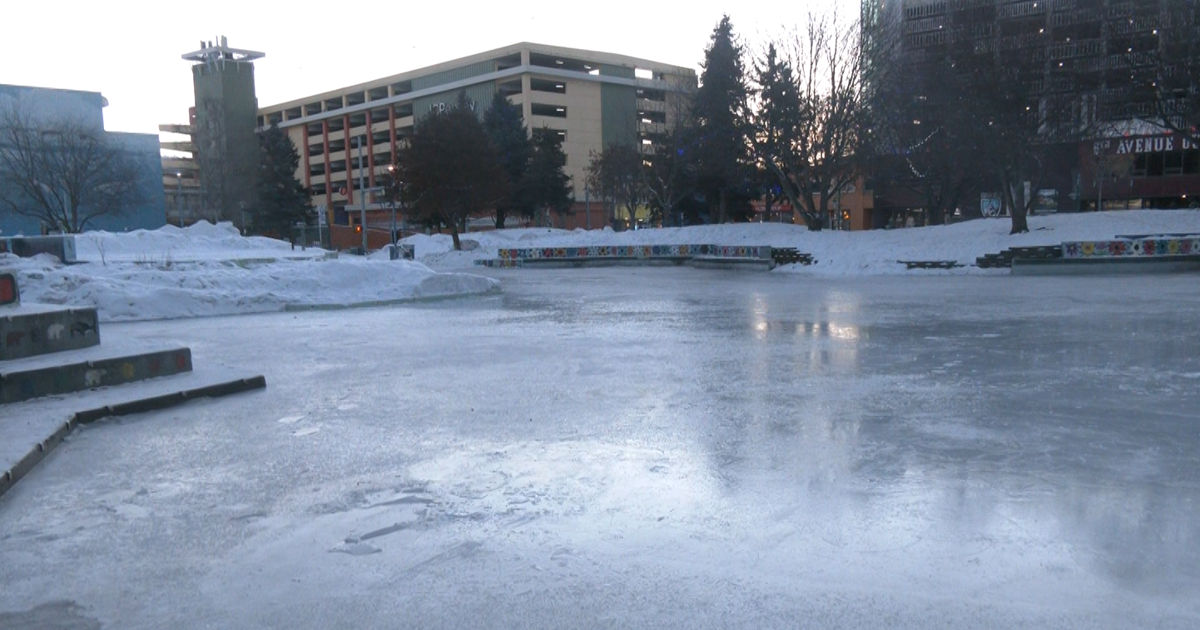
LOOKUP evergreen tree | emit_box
[402,93,506,250]
[254,124,310,237]
[694,15,750,223]
[483,92,533,228]
[523,130,574,227]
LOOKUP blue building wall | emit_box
[0,84,165,236]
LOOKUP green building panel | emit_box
[600,83,637,148]
[412,82,496,122]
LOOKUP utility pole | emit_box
[357,135,367,252]
[175,172,184,227]
[387,164,398,246]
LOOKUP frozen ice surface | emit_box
[1,268,1198,629]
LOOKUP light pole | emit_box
[175,172,183,227]
[357,135,367,252]
[584,181,591,230]
[387,163,398,247]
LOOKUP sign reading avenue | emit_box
[1112,135,1198,155]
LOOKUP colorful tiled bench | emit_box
[1062,237,1200,259]
[487,244,774,267]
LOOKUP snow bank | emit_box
[407,210,1200,274]
[3,224,499,322]
[74,221,328,263]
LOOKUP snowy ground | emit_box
[1,269,1197,629]
[2,222,498,321]
[4,212,1198,322]
[409,209,1200,273]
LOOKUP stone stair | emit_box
[975,245,1063,268]
[0,273,265,500]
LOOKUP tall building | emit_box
[867,0,1200,216]
[256,42,696,234]
[183,37,264,228]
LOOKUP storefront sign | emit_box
[428,99,477,114]
[981,192,1002,216]
[1107,135,1198,155]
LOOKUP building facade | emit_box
[866,0,1200,221]
[0,84,165,236]
[256,42,696,234]
[159,110,203,226]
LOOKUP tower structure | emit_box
[182,37,264,227]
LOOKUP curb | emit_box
[0,375,266,501]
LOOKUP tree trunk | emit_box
[1009,178,1029,234]
[450,222,462,250]
[495,207,507,230]
[1010,206,1029,234]
[927,202,946,226]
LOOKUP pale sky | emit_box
[1,1,848,138]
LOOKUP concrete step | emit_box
[0,303,100,361]
[0,345,193,404]
[0,365,266,500]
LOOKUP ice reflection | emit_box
[408,439,724,535]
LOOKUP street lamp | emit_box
[387,164,398,247]
[175,172,183,226]
[356,136,367,252]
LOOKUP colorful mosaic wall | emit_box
[493,244,771,262]
[1062,237,1200,259]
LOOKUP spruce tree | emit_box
[254,124,310,237]
[483,92,533,228]
[694,15,750,223]
[402,96,506,250]
[523,130,574,227]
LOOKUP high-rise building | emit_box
[866,0,1200,216]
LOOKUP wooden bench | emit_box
[898,260,963,270]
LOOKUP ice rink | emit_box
[1,268,1198,629]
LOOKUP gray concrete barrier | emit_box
[0,347,193,404]
[1,306,100,361]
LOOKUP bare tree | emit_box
[0,106,145,233]
[871,51,983,226]
[587,143,645,230]
[639,79,698,227]
[951,36,1083,234]
[751,13,871,231]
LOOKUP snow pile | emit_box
[74,221,329,263]
[4,224,498,322]
[406,210,1200,274]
